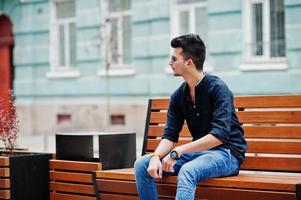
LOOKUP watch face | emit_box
[170,150,178,160]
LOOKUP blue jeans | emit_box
[134,147,240,200]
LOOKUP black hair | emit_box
[170,34,206,70]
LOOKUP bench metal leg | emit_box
[92,172,101,200]
[297,184,301,200]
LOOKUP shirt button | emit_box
[193,105,196,108]
[196,113,200,116]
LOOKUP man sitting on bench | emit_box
[134,34,247,200]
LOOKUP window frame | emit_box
[171,0,207,37]
[240,0,287,71]
[98,0,135,77]
[47,0,80,79]
[108,10,131,68]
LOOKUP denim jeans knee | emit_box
[175,148,239,200]
[177,164,198,187]
[134,155,149,172]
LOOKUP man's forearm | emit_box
[175,134,222,156]
[154,139,174,158]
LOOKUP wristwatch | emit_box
[170,150,180,160]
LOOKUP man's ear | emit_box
[185,59,194,69]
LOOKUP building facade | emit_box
[1,0,301,153]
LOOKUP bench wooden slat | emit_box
[233,173,301,180]
[0,190,10,199]
[159,184,297,200]
[151,99,170,110]
[237,111,301,123]
[243,126,301,139]
[198,187,296,200]
[0,157,9,167]
[0,168,9,177]
[50,192,96,200]
[241,156,301,171]
[146,139,188,152]
[0,178,10,188]
[148,125,191,137]
[150,111,301,124]
[164,173,301,185]
[149,112,167,124]
[96,169,135,181]
[158,183,297,200]
[151,96,301,110]
[247,140,301,154]
[49,171,93,183]
[147,138,301,155]
[234,95,301,108]
[97,179,137,195]
[148,125,301,139]
[49,182,95,195]
[98,186,297,200]
[49,159,101,172]
[100,193,139,200]
[201,177,299,191]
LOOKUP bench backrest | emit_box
[142,95,301,172]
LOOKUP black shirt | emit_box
[162,74,247,164]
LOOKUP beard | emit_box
[171,67,180,76]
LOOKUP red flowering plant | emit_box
[0,90,19,155]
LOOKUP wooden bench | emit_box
[49,159,101,200]
[94,95,301,200]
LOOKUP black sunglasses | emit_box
[171,55,186,63]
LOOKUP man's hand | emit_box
[147,156,163,179]
[162,153,177,173]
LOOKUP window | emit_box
[241,0,287,70]
[98,0,135,76]
[171,0,208,43]
[48,0,79,78]
[168,0,212,73]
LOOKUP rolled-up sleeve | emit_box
[209,83,232,144]
[162,92,184,143]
